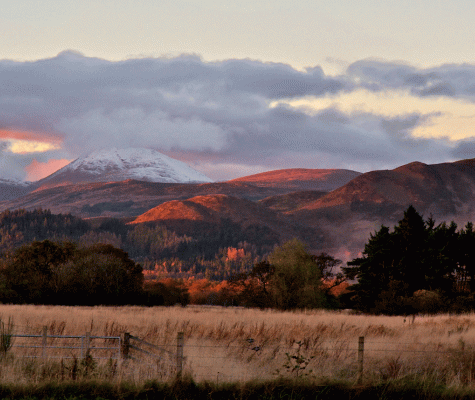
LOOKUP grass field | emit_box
[2,304,475,389]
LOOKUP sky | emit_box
[2,0,475,181]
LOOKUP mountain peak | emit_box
[36,147,213,187]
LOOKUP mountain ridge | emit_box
[230,168,361,190]
[4,153,475,260]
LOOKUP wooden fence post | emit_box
[357,336,364,384]
[42,326,47,359]
[121,332,130,359]
[85,332,91,358]
[176,332,184,379]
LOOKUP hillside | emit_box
[230,168,361,191]
[292,160,475,217]
[0,167,359,218]
[259,190,328,212]
[0,180,308,218]
[129,194,317,245]
[286,159,475,255]
[0,179,32,201]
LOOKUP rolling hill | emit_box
[129,193,319,245]
[229,168,361,191]
[0,167,360,218]
[285,159,475,255]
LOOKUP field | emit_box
[1,304,475,390]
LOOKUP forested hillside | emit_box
[0,209,90,250]
[0,209,277,279]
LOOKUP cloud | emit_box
[0,51,473,180]
[0,149,40,180]
[57,108,227,154]
[24,158,71,181]
[450,140,475,160]
[7,140,60,154]
[168,107,455,180]
[346,59,475,100]
[0,129,63,146]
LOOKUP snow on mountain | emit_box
[0,178,31,187]
[37,148,213,185]
[0,178,32,201]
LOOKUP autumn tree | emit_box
[229,260,275,308]
[230,239,343,309]
[268,239,327,309]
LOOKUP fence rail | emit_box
[7,327,181,371]
[10,328,122,360]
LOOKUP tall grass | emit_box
[2,304,475,390]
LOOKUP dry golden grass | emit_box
[2,305,475,385]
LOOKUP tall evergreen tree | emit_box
[344,206,462,314]
[345,225,397,313]
[457,222,475,293]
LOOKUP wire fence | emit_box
[4,328,475,383]
[178,337,475,383]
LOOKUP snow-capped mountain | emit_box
[0,178,32,200]
[35,148,213,186]
[0,178,31,187]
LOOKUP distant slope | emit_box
[259,191,328,213]
[0,167,361,217]
[0,209,90,251]
[292,160,475,217]
[0,179,32,201]
[129,194,319,245]
[131,194,282,225]
[0,180,307,218]
[230,168,361,191]
[286,159,475,255]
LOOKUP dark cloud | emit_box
[167,106,454,179]
[451,140,475,160]
[0,52,471,180]
[0,147,56,181]
[380,113,445,148]
[347,59,475,100]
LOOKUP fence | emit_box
[122,332,183,376]
[11,327,121,360]
[7,327,183,380]
[173,336,475,383]
[4,330,475,383]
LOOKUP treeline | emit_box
[178,239,346,310]
[0,236,346,309]
[133,238,347,310]
[0,209,275,279]
[344,206,475,314]
[0,209,90,249]
[14,207,475,314]
[0,239,202,306]
[0,240,144,305]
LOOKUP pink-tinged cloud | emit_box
[25,159,71,181]
[0,129,63,144]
